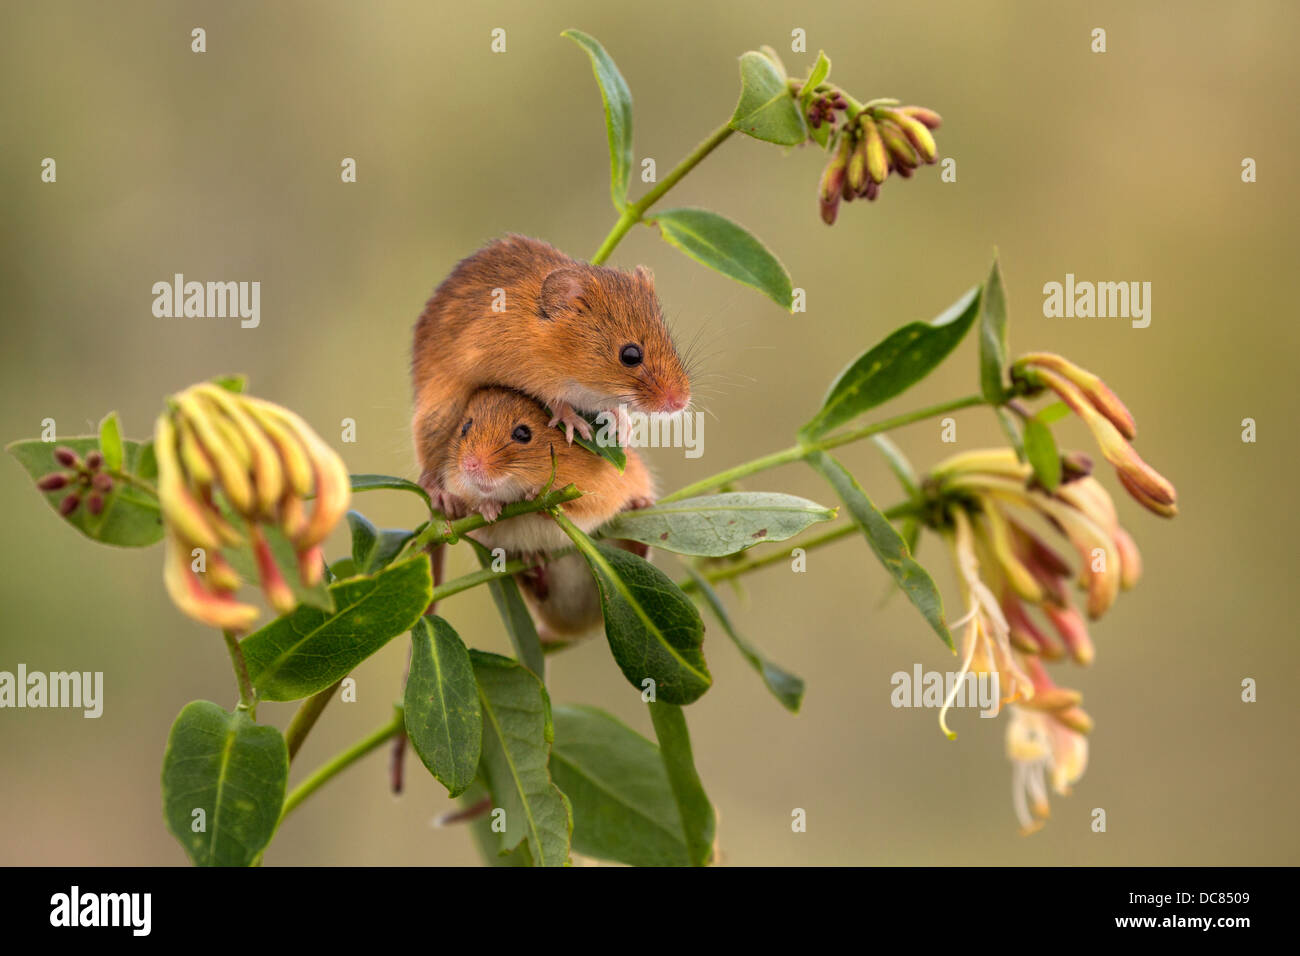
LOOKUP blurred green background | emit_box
[3,0,1297,866]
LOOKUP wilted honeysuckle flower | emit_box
[155,383,350,631]
[1010,353,1178,517]
[926,445,1160,830]
[817,102,941,224]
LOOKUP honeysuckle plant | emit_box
[8,30,1176,866]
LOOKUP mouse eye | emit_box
[619,343,643,367]
[460,419,473,438]
[511,424,532,444]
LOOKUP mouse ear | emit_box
[634,264,655,288]
[538,268,589,319]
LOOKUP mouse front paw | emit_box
[478,500,504,523]
[431,489,469,520]
[547,401,594,443]
[625,495,656,511]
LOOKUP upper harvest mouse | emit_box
[411,234,689,512]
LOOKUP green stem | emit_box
[110,469,158,497]
[661,393,988,503]
[432,559,534,603]
[405,485,583,555]
[280,709,404,822]
[591,121,736,265]
[223,629,256,716]
[283,680,341,761]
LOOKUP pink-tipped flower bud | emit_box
[37,473,70,491]
[85,451,104,470]
[899,105,943,129]
[859,116,889,184]
[881,108,937,163]
[847,135,868,193]
[54,446,80,468]
[87,493,104,516]
[818,135,852,225]
[877,121,919,168]
[1043,603,1095,666]
[1015,353,1137,439]
[59,493,81,516]
[1054,706,1094,735]
[92,472,114,493]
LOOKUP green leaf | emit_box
[978,256,1010,402]
[328,556,357,580]
[461,781,532,866]
[684,567,804,713]
[348,473,433,509]
[346,510,415,574]
[242,555,433,701]
[798,50,831,116]
[563,29,634,211]
[8,435,163,547]
[211,374,247,394]
[647,702,715,866]
[870,435,920,500]
[730,50,807,146]
[98,412,123,472]
[405,616,481,797]
[652,207,793,310]
[757,45,789,81]
[551,407,626,472]
[467,539,546,679]
[550,705,691,866]
[807,451,954,649]
[1023,417,1063,492]
[601,491,834,557]
[557,518,711,705]
[1037,401,1071,425]
[471,650,573,867]
[161,700,287,867]
[800,285,983,440]
[995,406,1026,460]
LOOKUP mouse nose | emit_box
[462,454,484,475]
[660,390,689,413]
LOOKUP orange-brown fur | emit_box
[445,386,655,638]
[445,386,655,548]
[411,235,689,503]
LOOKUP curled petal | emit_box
[163,534,259,631]
[197,385,285,520]
[251,525,297,615]
[266,407,351,549]
[155,415,225,552]
[1113,526,1142,589]
[176,393,255,515]
[1042,602,1095,666]
[1002,592,1065,659]
[298,545,325,588]
[980,503,1042,602]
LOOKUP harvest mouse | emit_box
[444,385,655,639]
[411,234,689,514]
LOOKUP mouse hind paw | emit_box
[547,401,594,443]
